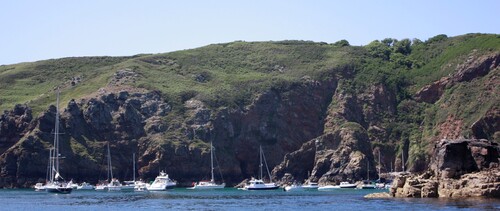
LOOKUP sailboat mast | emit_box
[259,145,263,180]
[367,160,369,180]
[133,153,136,181]
[49,88,61,183]
[378,151,381,179]
[210,142,215,182]
[55,88,60,174]
[402,149,405,172]
[107,142,113,181]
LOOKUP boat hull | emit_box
[247,186,280,190]
[318,185,340,191]
[189,185,225,190]
[46,187,73,194]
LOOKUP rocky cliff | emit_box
[390,139,500,198]
[0,34,499,192]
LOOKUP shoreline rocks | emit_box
[389,139,500,198]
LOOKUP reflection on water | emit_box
[1,188,499,210]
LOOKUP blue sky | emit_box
[1,0,499,65]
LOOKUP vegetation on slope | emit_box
[1,33,498,173]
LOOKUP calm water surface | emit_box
[1,188,499,210]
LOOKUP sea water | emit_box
[1,188,499,210]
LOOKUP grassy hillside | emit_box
[1,34,498,134]
[0,33,499,182]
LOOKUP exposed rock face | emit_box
[0,77,337,187]
[390,139,500,198]
[415,52,500,103]
[0,90,171,187]
[472,109,500,141]
[0,104,32,155]
[273,122,376,185]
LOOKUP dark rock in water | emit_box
[391,139,500,198]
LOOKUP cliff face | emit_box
[0,36,499,191]
[0,77,337,187]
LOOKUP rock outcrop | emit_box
[0,104,32,155]
[415,52,500,103]
[390,139,500,198]
[0,77,337,187]
[273,122,376,185]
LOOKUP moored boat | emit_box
[301,182,319,189]
[44,88,72,194]
[34,183,46,191]
[242,146,279,190]
[76,182,94,190]
[189,142,225,189]
[147,171,176,191]
[134,180,149,192]
[284,183,304,191]
[95,142,122,191]
[359,181,376,189]
[318,185,340,191]
[339,181,357,188]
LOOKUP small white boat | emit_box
[134,180,149,192]
[189,142,226,190]
[301,182,319,189]
[242,146,279,190]
[244,178,279,190]
[189,180,226,189]
[359,181,376,189]
[67,180,78,189]
[122,180,136,191]
[284,184,304,191]
[94,181,107,191]
[34,183,46,191]
[375,182,385,189]
[95,143,122,191]
[106,178,122,191]
[76,182,94,190]
[339,181,357,188]
[147,171,176,191]
[122,153,139,191]
[318,185,340,191]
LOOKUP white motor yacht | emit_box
[301,182,319,189]
[147,171,176,191]
[339,181,357,188]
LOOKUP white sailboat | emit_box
[45,88,73,194]
[95,142,122,191]
[359,160,376,189]
[189,142,225,189]
[242,145,279,190]
[122,153,137,191]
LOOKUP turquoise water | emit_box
[1,188,499,210]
